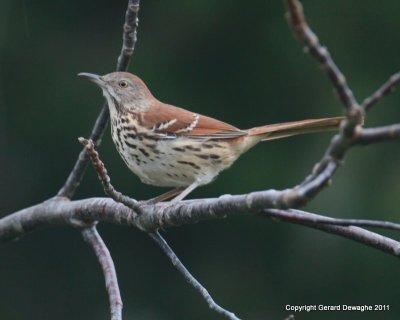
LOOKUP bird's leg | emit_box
[144,182,199,206]
[169,181,200,204]
[144,187,185,205]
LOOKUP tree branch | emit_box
[81,226,123,320]
[354,124,400,145]
[263,209,400,255]
[57,0,140,199]
[149,232,241,320]
[265,209,400,231]
[285,0,359,114]
[281,0,366,210]
[2,197,400,258]
[78,138,140,211]
[117,0,140,71]
[362,71,400,111]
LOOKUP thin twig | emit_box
[117,0,140,71]
[57,0,141,199]
[57,105,109,198]
[362,72,400,111]
[355,124,400,145]
[78,137,141,211]
[285,0,359,114]
[282,0,366,204]
[266,209,400,231]
[293,161,339,207]
[81,226,123,320]
[263,209,400,256]
[149,232,241,320]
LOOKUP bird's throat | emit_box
[102,88,122,118]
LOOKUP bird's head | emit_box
[78,71,153,112]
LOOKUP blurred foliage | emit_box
[1,0,400,319]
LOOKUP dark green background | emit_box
[1,0,400,319]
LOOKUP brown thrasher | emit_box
[79,72,343,203]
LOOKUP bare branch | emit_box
[355,124,400,145]
[57,105,109,198]
[2,197,400,258]
[264,209,400,256]
[149,232,241,320]
[292,161,338,206]
[362,72,400,111]
[81,226,123,320]
[117,0,140,71]
[285,0,359,115]
[79,138,141,211]
[57,0,141,199]
[282,0,371,204]
[0,198,130,244]
[265,210,400,231]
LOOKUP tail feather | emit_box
[247,116,344,141]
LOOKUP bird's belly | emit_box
[112,126,239,187]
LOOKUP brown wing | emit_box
[140,101,247,139]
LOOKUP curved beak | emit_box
[78,72,104,87]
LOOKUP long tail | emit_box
[247,116,344,141]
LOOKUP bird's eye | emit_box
[119,80,129,88]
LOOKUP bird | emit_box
[78,71,343,203]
